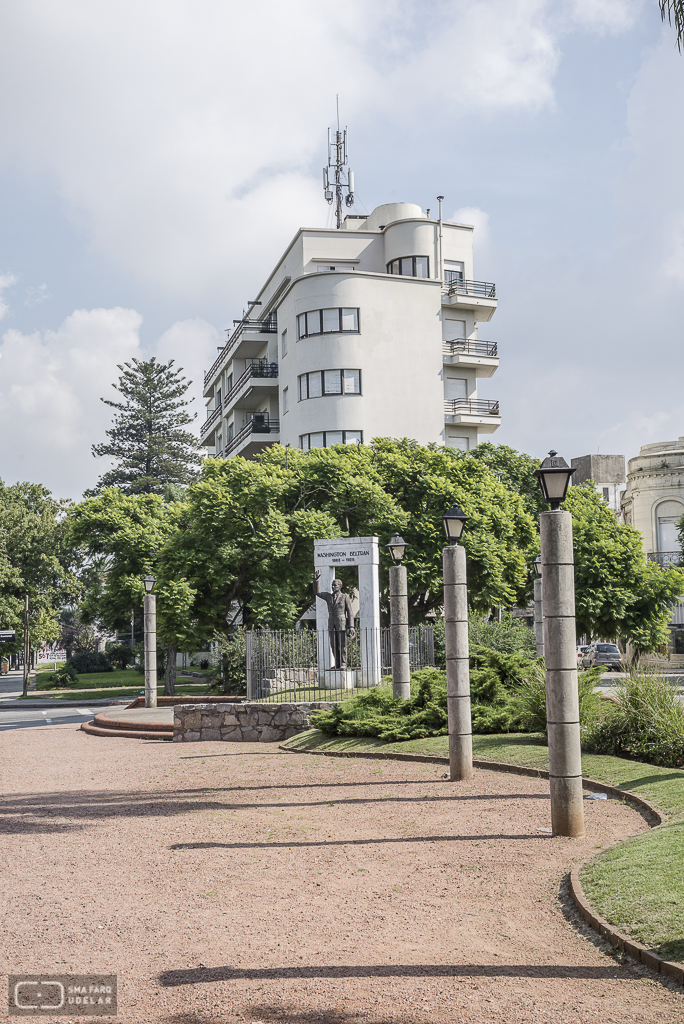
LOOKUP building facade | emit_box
[571,454,625,514]
[200,202,499,459]
[621,437,684,567]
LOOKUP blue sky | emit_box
[0,0,682,499]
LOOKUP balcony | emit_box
[203,316,277,397]
[444,398,500,435]
[225,359,279,411]
[443,339,499,378]
[648,552,683,568]
[442,278,497,323]
[225,414,280,458]
[200,402,222,443]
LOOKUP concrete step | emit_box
[81,721,172,741]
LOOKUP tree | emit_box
[0,480,79,693]
[89,357,201,496]
[661,0,684,51]
[466,441,546,518]
[563,486,684,655]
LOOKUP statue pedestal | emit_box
[324,669,356,691]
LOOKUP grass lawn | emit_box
[21,681,210,701]
[283,728,684,961]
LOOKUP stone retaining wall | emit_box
[173,701,337,743]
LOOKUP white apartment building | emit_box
[200,201,499,459]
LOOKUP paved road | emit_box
[0,669,25,702]
[0,706,97,732]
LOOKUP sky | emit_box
[0,0,683,500]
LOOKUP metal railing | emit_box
[445,278,496,299]
[200,403,222,438]
[246,626,434,702]
[648,551,683,567]
[444,398,500,416]
[224,360,278,407]
[225,415,280,456]
[443,339,498,358]
[204,316,277,387]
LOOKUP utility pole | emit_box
[22,594,29,698]
[323,98,355,229]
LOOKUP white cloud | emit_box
[0,272,18,320]
[24,283,50,306]
[154,317,222,419]
[568,0,644,34]
[0,306,216,499]
[451,206,491,244]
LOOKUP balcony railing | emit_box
[204,316,277,387]
[444,278,496,299]
[443,339,498,358]
[200,403,222,438]
[444,398,500,417]
[225,415,280,456]
[224,360,278,407]
[647,551,683,567]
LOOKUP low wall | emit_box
[173,701,336,743]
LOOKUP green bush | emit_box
[509,665,604,734]
[42,663,78,688]
[433,611,536,668]
[67,651,113,674]
[583,673,684,768]
[106,643,134,669]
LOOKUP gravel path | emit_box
[1,725,683,1024]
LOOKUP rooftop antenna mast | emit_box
[323,96,354,229]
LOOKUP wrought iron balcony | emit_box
[200,402,222,439]
[647,551,683,567]
[225,414,280,456]
[444,278,496,299]
[444,398,500,417]
[204,316,277,387]
[442,339,498,358]
[224,359,278,407]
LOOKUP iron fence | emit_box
[246,626,434,703]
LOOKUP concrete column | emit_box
[389,564,410,700]
[443,544,473,781]
[22,593,29,699]
[534,577,544,658]
[540,510,584,837]
[144,592,157,709]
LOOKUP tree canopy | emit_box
[89,356,200,495]
[661,0,684,51]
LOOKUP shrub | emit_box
[583,672,684,768]
[509,665,604,734]
[433,611,536,668]
[42,663,78,688]
[67,651,113,674]
[106,643,134,669]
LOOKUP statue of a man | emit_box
[314,571,356,669]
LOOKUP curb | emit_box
[570,867,684,984]
[81,722,171,741]
[91,712,174,734]
[0,699,132,710]
[279,741,676,979]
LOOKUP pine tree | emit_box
[89,357,201,495]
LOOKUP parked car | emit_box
[581,643,623,672]
[576,645,590,663]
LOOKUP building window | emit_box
[386,255,429,278]
[444,260,464,285]
[281,329,288,357]
[225,374,233,393]
[316,264,356,272]
[296,307,359,339]
[216,387,222,408]
[300,430,363,450]
[602,487,610,503]
[298,369,361,400]
[446,432,469,450]
[283,386,289,414]
[444,375,468,401]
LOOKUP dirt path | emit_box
[1,725,682,1023]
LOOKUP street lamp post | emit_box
[532,556,544,658]
[143,574,157,710]
[387,534,410,700]
[534,451,584,837]
[442,504,473,781]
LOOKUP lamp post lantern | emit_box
[535,452,584,837]
[386,534,411,700]
[441,504,473,781]
[532,556,544,658]
[143,574,157,709]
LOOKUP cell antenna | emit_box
[323,96,355,228]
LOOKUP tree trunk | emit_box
[164,645,177,695]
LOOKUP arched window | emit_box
[386,256,429,278]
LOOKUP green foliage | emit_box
[563,486,684,652]
[209,629,247,695]
[584,673,684,767]
[67,651,113,674]
[89,356,201,495]
[106,643,135,669]
[433,611,536,667]
[467,442,546,518]
[660,0,684,52]
[43,663,78,687]
[509,665,605,734]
